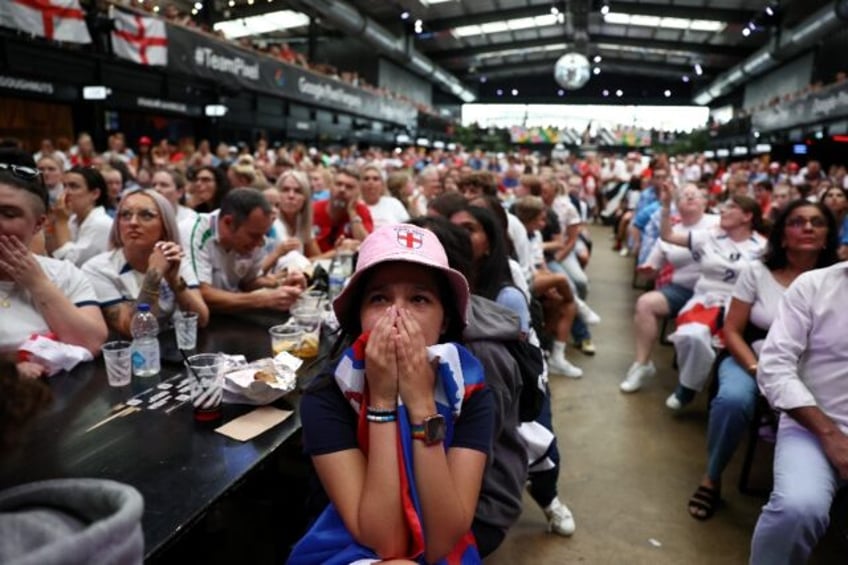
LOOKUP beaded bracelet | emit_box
[366,406,397,423]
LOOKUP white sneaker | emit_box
[548,355,583,378]
[619,362,656,393]
[666,392,684,411]
[544,497,576,536]
[619,247,630,257]
[576,298,601,325]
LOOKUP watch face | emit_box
[424,414,446,444]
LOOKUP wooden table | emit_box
[0,314,305,559]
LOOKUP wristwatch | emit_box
[411,414,446,445]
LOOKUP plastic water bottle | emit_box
[131,303,160,377]
[328,250,354,300]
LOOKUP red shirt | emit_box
[312,200,374,252]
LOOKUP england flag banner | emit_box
[0,0,91,44]
[111,8,167,66]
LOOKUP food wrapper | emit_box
[222,352,302,405]
[18,334,94,376]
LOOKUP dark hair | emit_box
[220,187,271,227]
[0,149,48,214]
[754,179,773,192]
[729,194,764,234]
[467,193,516,258]
[458,171,498,196]
[0,366,52,450]
[190,165,231,213]
[107,158,134,185]
[427,192,467,218]
[454,205,514,301]
[67,165,109,208]
[409,216,475,288]
[763,199,839,271]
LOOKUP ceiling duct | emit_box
[693,1,842,106]
[289,0,476,103]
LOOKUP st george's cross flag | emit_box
[0,0,91,44]
[111,8,167,66]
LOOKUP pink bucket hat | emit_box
[332,223,470,332]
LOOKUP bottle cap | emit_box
[137,303,151,312]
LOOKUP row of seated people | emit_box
[0,142,607,558]
[615,170,846,563]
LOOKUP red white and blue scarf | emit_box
[288,333,486,565]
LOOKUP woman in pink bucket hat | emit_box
[289,224,495,564]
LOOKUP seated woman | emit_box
[188,165,230,214]
[658,181,767,411]
[0,159,107,378]
[687,200,839,520]
[151,169,197,233]
[259,171,320,274]
[360,164,410,229]
[290,224,494,564]
[45,166,113,267]
[82,189,209,337]
[620,184,718,393]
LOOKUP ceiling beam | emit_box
[463,56,716,80]
[428,34,749,61]
[607,1,755,24]
[422,1,754,33]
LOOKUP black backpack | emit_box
[504,338,546,422]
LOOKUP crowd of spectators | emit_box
[4,128,848,561]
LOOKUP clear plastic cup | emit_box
[290,306,321,359]
[186,353,224,422]
[173,310,198,350]
[269,325,304,357]
[102,341,132,387]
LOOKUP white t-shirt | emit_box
[644,213,719,289]
[53,206,113,267]
[506,212,532,283]
[187,210,264,291]
[0,256,98,353]
[732,261,787,355]
[550,196,582,232]
[367,196,410,230]
[176,205,198,240]
[82,249,199,326]
[684,228,766,310]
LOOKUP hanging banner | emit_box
[165,24,416,126]
[0,0,91,44]
[751,82,848,132]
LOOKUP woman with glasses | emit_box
[45,166,113,267]
[188,165,229,213]
[82,189,208,337]
[0,156,107,378]
[687,200,838,520]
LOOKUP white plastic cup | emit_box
[102,341,133,387]
[173,310,198,350]
[186,353,224,422]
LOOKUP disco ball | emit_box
[553,53,591,90]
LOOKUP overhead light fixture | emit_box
[664,89,672,98]
[414,19,424,33]
[558,89,565,96]
[694,63,703,76]
[204,104,228,117]
[193,1,202,10]
[82,85,110,100]
[496,88,504,96]
[420,0,454,5]
[593,55,602,63]
[603,12,725,32]
[511,88,519,96]
[682,75,690,82]
[600,2,610,16]
[452,14,559,37]
[742,27,751,36]
[602,89,610,97]
[616,89,623,97]
[593,67,601,75]
[480,76,487,83]
[400,11,409,20]
[214,9,309,38]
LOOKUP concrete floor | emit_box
[485,226,843,565]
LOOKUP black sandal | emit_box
[688,485,721,521]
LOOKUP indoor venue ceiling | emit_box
[198,0,833,106]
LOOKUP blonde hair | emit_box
[276,170,314,244]
[109,188,181,249]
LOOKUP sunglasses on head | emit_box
[0,163,42,180]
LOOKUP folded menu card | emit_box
[215,406,293,442]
